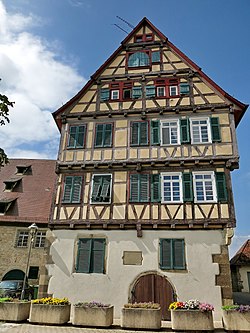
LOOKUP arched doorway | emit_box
[2,270,25,281]
[131,273,176,320]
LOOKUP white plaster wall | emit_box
[239,266,250,292]
[47,229,225,321]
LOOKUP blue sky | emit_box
[1,0,249,256]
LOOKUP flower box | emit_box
[121,307,161,329]
[171,309,214,331]
[0,301,30,322]
[222,309,250,331]
[29,303,70,324]
[72,304,114,327]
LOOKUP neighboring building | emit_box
[47,18,247,320]
[231,240,250,292]
[0,159,56,297]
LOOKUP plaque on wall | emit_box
[123,251,143,265]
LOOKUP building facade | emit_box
[231,240,250,293]
[0,159,56,297]
[48,18,247,320]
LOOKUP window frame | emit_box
[94,123,113,148]
[67,125,86,149]
[161,172,183,203]
[127,50,151,69]
[62,175,83,204]
[34,231,46,248]
[16,230,29,248]
[90,174,112,204]
[160,119,180,146]
[190,117,212,144]
[156,86,166,97]
[110,89,119,100]
[193,171,217,203]
[130,120,149,146]
[169,85,178,97]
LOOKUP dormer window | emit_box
[4,177,22,191]
[0,198,16,214]
[16,165,31,175]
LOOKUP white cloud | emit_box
[0,1,85,159]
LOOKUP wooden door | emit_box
[131,273,175,320]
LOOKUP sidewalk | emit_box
[0,320,227,333]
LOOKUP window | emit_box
[128,52,150,67]
[111,90,119,100]
[145,85,155,98]
[130,121,148,146]
[94,123,112,148]
[34,231,46,248]
[129,174,160,203]
[156,86,165,97]
[62,176,82,203]
[161,172,182,203]
[16,231,29,247]
[180,83,190,94]
[91,174,112,203]
[100,88,109,101]
[152,51,161,63]
[169,85,178,96]
[160,239,186,270]
[28,266,39,279]
[134,33,154,43]
[132,87,142,99]
[76,238,105,273]
[161,120,180,145]
[67,125,86,148]
[190,118,211,144]
[193,172,217,203]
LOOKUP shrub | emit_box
[32,297,69,305]
[222,305,250,313]
[0,297,13,303]
[124,302,160,309]
[74,301,111,308]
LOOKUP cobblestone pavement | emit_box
[0,322,228,333]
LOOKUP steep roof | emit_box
[0,159,56,224]
[53,17,248,130]
[230,239,250,266]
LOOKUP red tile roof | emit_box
[0,159,56,224]
[230,240,250,265]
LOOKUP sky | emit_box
[0,0,249,257]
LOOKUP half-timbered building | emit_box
[47,18,247,320]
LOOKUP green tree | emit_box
[0,91,14,166]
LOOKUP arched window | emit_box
[128,52,150,67]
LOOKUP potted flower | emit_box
[0,297,31,322]
[169,299,214,331]
[29,297,70,325]
[222,304,250,331]
[72,301,114,327]
[121,302,161,329]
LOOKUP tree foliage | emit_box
[0,92,14,167]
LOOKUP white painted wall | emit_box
[239,266,250,292]
[47,229,226,321]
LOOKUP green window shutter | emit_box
[151,120,160,145]
[76,239,91,273]
[152,51,160,63]
[100,89,109,101]
[140,174,149,202]
[95,124,104,147]
[75,126,85,148]
[151,174,161,202]
[72,176,82,203]
[63,176,73,202]
[146,85,156,98]
[139,121,149,145]
[130,122,139,146]
[91,239,105,273]
[68,126,77,147]
[182,173,193,202]
[103,124,112,147]
[215,172,228,202]
[180,119,190,143]
[130,174,139,202]
[92,176,102,202]
[160,239,172,269]
[100,176,111,202]
[173,239,185,269]
[211,117,221,142]
[179,83,190,95]
[132,87,142,99]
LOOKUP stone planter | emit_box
[171,309,214,331]
[222,310,250,331]
[0,302,30,322]
[72,305,114,327]
[29,303,70,324]
[121,307,161,329]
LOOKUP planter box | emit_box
[29,303,70,324]
[222,310,250,331]
[0,302,30,322]
[72,305,114,327]
[121,307,161,329]
[171,309,214,331]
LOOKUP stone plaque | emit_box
[123,251,143,265]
